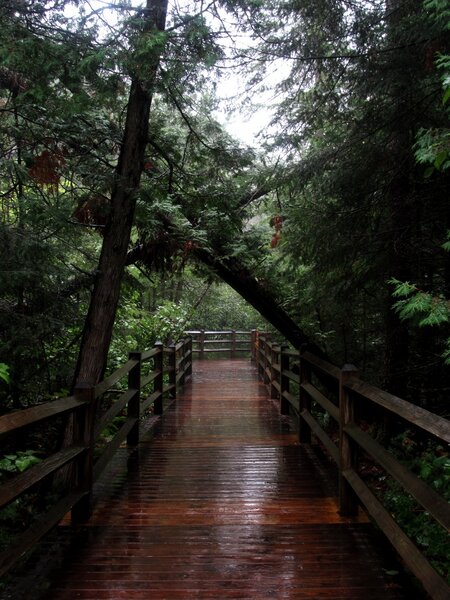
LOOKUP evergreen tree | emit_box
[220,0,450,404]
[0,0,109,405]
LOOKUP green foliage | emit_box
[1,1,450,590]
[383,435,450,582]
[149,300,189,344]
[0,0,123,405]
[414,2,450,175]
[108,284,156,368]
[384,481,450,581]
[109,276,188,368]
[131,30,168,79]
[390,278,450,328]
[386,0,450,388]
[0,364,10,385]
[98,415,127,444]
[0,450,42,475]
[186,280,267,331]
[223,0,450,397]
[107,267,267,370]
[424,0,450,29]
[415,128,450,175]
[0,209,95,405]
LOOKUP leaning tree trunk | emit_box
[73,0,168,387]
[194,248,326,357]
[126,237,326,358]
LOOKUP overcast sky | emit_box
[64,0,279,147]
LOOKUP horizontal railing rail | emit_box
[0,336,193,577]
[255,335,450,600]
[186,329,269,358]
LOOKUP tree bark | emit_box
[73,0,168,386]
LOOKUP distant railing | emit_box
[186,330,256,358]
[0,337,192,577]
[255,335,450,600]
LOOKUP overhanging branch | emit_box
[125,229,324,356]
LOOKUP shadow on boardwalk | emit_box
[3,360,422,599]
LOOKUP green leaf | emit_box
[15,455,41,472]
[0,363,10,384]
[419,302,449,326]
[420,464,433,479]
[434,151,449,169]
[0,459,15,472]
[389,279,417,298]
[443,87,450,105]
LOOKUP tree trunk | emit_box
[73,0,168,387]
[194,248,325,355]
[126,239,325,356]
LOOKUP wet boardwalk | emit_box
[46,360,407,599]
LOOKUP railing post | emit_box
[127,351,141,446]
[280,344,290,415]
[200,329,205,359]
[179,339,186,387]
[187,336,193,379]
[258,333,264,379]
[251,329,257,361]
[231,330,236,359]
[153,341,164,415]
[257,334,262,378]
[339,364,359,516]
[72,382,96,522]
[169,343,177,399]
[270,343,280,399]
[298,350,312,444]
[259,336,265,380]
[263,339,270,385]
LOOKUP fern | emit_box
[389,278,417,298]
[0,364,9,385]
[419,300,450,326]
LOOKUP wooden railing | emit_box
[0,337,193,577]
[186,329,256,358]
[255,335,450,600]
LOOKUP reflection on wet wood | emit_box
[47,360,408,599]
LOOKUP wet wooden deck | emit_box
[46,360,408,599]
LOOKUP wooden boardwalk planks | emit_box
[46,360,410,599]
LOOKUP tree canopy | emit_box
[0,0,449,412]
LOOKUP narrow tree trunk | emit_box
[73,0,168,386]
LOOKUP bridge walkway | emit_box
[45,359,408,599]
